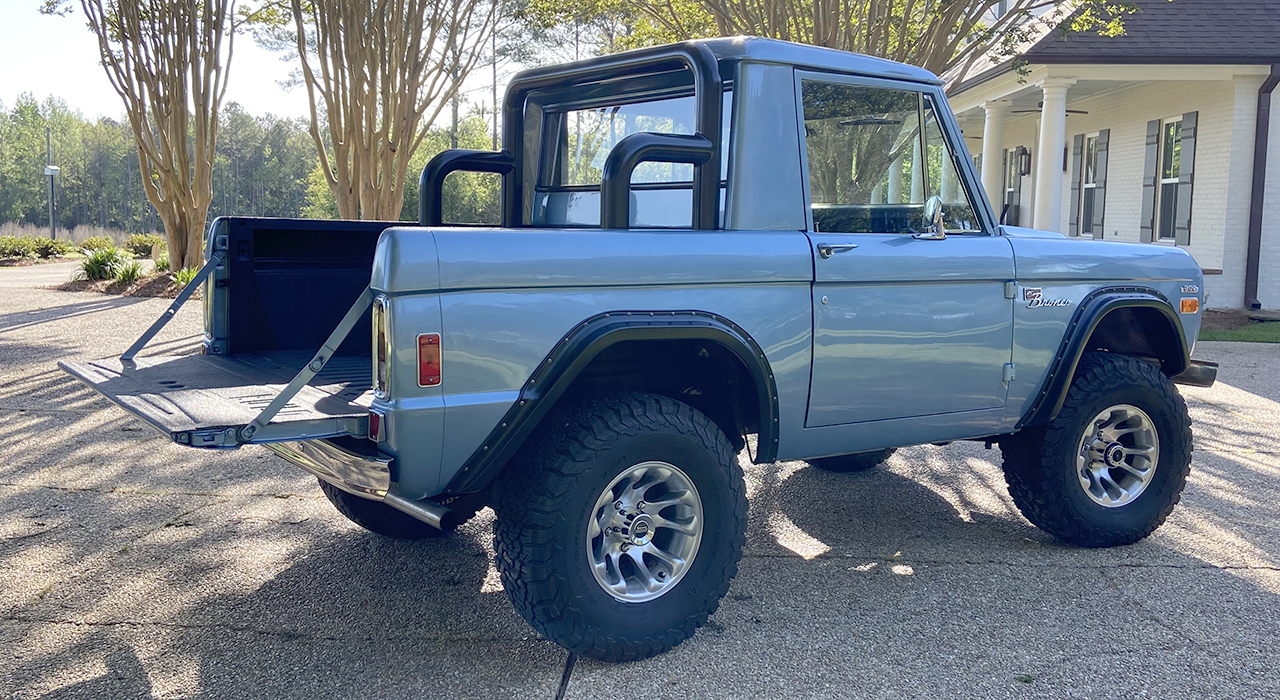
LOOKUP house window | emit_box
[1002,146,1026,226]
[1004,148,1017,222]
[1155,117,1182,241]
[1080,133,1099,237]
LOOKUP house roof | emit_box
[1025,0,1280,64]
[950,0,1280,93]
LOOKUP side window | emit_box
[923,96,980,232]
[801,81,980,234]
[534,92,731,228]
[557,96,699,186]
[801,81,924,234]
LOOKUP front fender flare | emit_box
[441,310,780,496]
[1017,288,1189,430]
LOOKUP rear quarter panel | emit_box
[372,226,815,499]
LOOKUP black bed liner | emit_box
[60,352,373,448]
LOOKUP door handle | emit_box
[817,243,858,259]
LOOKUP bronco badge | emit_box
[1023,287,1073,308]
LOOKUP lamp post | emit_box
[44,165,59,240]
[44,126,59,240]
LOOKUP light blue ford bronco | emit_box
[62,37,1218,661]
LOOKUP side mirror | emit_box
[914,195,947,240]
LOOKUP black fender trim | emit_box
[1016,287,1189,430]
[440,310,780,496]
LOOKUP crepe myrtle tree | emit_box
[42,0,236,270]
[249,0,498,221]
[525,0,1141,87]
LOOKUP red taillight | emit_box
[368,409,385,443]
[418,333,442,386]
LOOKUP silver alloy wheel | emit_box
[587,460,703,603]
[1076,404,1160,508]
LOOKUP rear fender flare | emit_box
[1017,287,1188,429]
[441,310,779,496]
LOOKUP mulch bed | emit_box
[1201,309,1255,331]
[54,272,196,299]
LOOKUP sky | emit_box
[0,3,504,121]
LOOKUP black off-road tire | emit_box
[1000,352,1192,548]
[809,448,897,473]
[318,478,478,539]
[493,392,748,662]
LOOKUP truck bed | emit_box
[60,351,373,447]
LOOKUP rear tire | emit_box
[318,479,478,539]
[808,448,896,473]
[493,392,747,662]
[1000,352,1192,548]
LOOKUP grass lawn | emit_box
[1199,321,1280,343]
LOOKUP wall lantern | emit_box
[1015,146,1032,176]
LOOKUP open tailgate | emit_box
[60,248,376,449]
[60,352,371,448]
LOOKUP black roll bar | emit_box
[418,149,515,226]
[501,41,723,230]
[599,133,713,229]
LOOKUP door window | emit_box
[802,82,923,233]
[801,80,979,233]
[922,96,980,232]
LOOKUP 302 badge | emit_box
[1022,287,1073,308]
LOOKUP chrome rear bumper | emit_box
[265,439,459,530]
[266,439,391,498]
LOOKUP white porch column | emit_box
[888,153,905,203]
[910,137,925,202]
[980,100,1010,208]
[1033,78,1075,231]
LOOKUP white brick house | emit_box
[947,0,1280,309]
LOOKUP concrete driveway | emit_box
[1,262,1277,699]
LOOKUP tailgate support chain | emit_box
[238,285,375,443]
[121,250,226,363]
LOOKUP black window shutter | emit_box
[1175,112,1197,245]
[1068,134,1084,236]
[1091,129,1109,239]
[1140,119,1161,242]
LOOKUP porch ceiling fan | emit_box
[1011,101,1088,115]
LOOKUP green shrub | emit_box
[125,233,165,258]
[79,246,130,281]
[115,259,144,284]
[0,235,37,259]
[80,235,115,251]
[154,256,171,272]
[32,238,74,259]
[173,266,199,287]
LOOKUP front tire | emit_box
[1000,352,1192,547]
[494,392,747,662]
